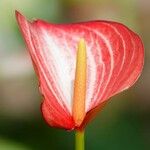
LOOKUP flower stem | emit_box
[75,129,85,150]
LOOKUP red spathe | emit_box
[16,11,144,130]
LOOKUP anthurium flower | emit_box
[16,11,144,130]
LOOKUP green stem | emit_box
[75,129,85,150]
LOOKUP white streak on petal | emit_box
[85,37,97,111]
[100,23,126,100]
[36,28,74,113]
[78,25,114,110]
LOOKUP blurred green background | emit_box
[0,0,150,150]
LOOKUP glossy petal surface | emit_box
[16,11,144,130]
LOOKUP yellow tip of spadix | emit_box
[72,38,87,127]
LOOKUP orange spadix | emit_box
[72,39,87,127]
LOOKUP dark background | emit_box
[0,0,150,149]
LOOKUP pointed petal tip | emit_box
[15,10,20,17]
[15,10,30,31]
[15,10,33,26]
[15,10,25,22]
